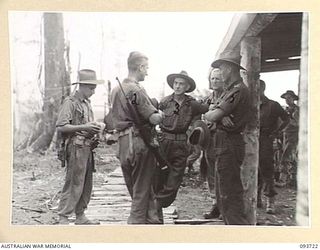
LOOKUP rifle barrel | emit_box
[116,77,128,100]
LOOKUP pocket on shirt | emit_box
[162,114,175,127]
[74,105,85,123]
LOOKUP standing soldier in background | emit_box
[258,80,289,214]
[204,53,250,225]
[280,90,299,188]
[56,69,104,225]
[202,67,225,219]
[111,51,164,224]
[156,71,209,210]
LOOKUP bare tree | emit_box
[25,13,70,153]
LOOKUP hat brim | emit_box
[211,58,245,70]
[167,74,196,93]
[188,120,210,149]
[281,93,298,100]
[72,80,105,85]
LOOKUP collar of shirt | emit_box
[225,79,243,91]
[73,90,88,103]
[123,78,140,85]
[169,93,192,105]
[205,92,216,105]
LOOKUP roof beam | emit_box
[215,13,257,58]
[261,58,300,72]
[215,13,277,59]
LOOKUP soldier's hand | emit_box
[85,122,101,134]
[221,116,234,127]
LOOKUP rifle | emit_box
[115,77,169,172]
[57,132,67,168]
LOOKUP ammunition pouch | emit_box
[69,134,100,151]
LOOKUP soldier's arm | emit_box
[276,102,290,132]
[204,108,225,122]
[205,87,241,123]
[56,99,101,135]
[57,123,101,134]
[191,100,209,115]
[292,107,299,126]
[134,90,163,125]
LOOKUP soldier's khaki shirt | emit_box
[56,91,94,127]
[111,78,158,131]
[214,79,251,133]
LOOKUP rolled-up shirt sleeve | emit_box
[217,88,241,115]
[191,100,209,116]
[56,99,74,127]
[132,89,158,120]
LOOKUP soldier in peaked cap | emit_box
[204,52,251,225]
[155,70,209,213]
[56,69,104,225]
[201,67,226,219]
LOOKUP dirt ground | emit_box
[12,145,119,225]
[12,144,296,226]
[177,170,296,226]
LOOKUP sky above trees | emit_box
[10,12,299,121]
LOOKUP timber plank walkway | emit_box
[85,166,177,224]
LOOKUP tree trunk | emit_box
[240,36,261,225]
[296,12,309,226]
[28,13,70,152]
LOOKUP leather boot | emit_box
[59,215,69,225]
[266,197,275,214]
[75,213,100,225]
[204,205,220,219]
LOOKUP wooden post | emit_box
[296,12,309,226]
[240,36,261,225]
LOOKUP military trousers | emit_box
[156,138,189,208]
[118,132,160,224]
[204,134,216,196]
[281,132,298,171]
[281,131,298,186]
[58,143,93,217]
[259,135,277,198]
[214,130,249,225]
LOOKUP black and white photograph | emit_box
[9,11,309,228]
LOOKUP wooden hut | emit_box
[214,12,308,225]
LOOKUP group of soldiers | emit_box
[55,51,299,225]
